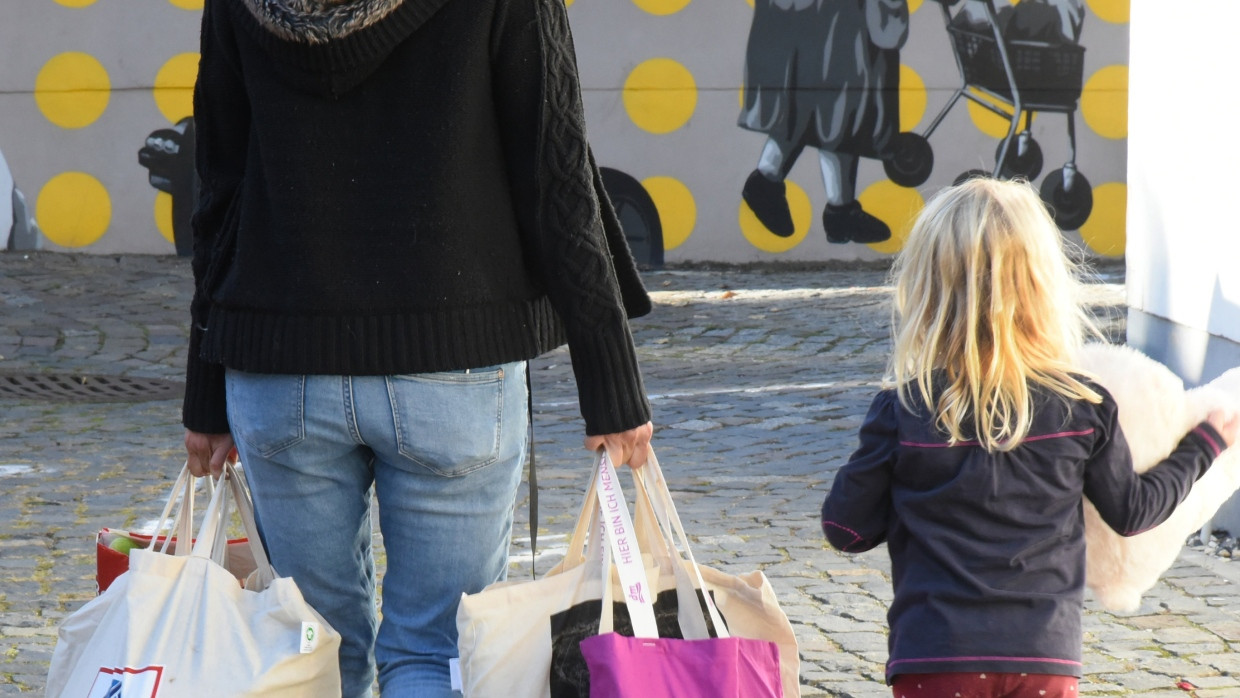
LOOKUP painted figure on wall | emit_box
[138,117,197,256]
[738,0,909,245]
[1,146,40,252]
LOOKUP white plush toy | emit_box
[1078,342,1240,612]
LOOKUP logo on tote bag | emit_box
[86,666,163,698]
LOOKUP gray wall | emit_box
[1,0,1132,262]
[1125,0,1240,536]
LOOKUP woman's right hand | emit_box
[585,421,654,469]
[1205,409,1240,450]
[184,429,238,478]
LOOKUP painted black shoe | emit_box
[823,201,891,244]
[742,170,795,237]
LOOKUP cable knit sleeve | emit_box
[491,0,651,435]
[182,0,250,434]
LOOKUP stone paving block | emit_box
[1080,652,1136,675]
[1193,651,1240,674]
[1155,624,1225,649]
[830,631,888,656]
[1095,671,1185,691]
[1198,619,1240,642]
[1136,655,1221,678]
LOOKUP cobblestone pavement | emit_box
[3,252,1240,697]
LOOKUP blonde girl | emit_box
[820,178,1237,698]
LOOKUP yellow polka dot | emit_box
[168,0,204,11]
[1080,65,1128,140]
[642,176,695,250]
[154,192,175,245]
[565,0,575,6]
[633,0,690,14]
[623,58,697,135]
[1086,0,1129,23]
[1078,181,1125,256]
[909,0,922,12]
[154,53,200,123]
[37,172,111,248]
[899,64,927,133]
[966,88,1032,140]
[858,180,924,255]
[54,0,97,7]
[740,179,811,253]
[35,52,111,129]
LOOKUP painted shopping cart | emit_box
[884,0,1093,229]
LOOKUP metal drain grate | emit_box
[0,373,185,403]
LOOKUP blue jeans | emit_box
[225,363,528,698]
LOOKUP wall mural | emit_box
[740,0,909,246]
[573,0,1122,265]
[734,0,1092,244]
[138,117,197,257]
[0,0,1127,262]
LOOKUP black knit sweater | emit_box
[183,0,652,435]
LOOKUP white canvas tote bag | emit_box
[455,449,800,698]
[45,463,342,698]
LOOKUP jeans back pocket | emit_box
[225,372,307,458]
[388,367,508,477]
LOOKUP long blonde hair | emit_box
[888,178,1101,451]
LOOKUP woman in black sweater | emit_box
[182,0,653,695]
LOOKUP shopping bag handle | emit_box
[632,449,730,639]
[149,461,197,556]
[595,451,724,639]
[594,450,659,638]
[561,454,602,569]
[558,451,668,578]
[192,462,277,589]
[223,465,278,589]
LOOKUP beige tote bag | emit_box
[455,449,800,698]
[45,463,342,698]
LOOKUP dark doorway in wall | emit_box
[600,167,664,269]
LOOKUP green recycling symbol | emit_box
[305,626,316,642]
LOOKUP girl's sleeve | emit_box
[182,0,251,434]
[1084,390,1225,536]
[489,0,651,436]
[821,391,899,552]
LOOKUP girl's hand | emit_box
[585,421,654,469]
[1205,409,1240,450]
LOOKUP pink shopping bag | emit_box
[577,452,783,698]
[580,632,783,698]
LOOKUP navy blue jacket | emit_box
[821,379,1224,683]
